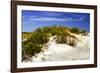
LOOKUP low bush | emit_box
[70,28,80,34]
[22,41,42,58]
[80,30,87,35]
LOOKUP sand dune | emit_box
[31,34,90,62]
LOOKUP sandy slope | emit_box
[31,34,90,62]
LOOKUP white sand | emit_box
[31,34,90,62]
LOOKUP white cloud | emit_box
[30,17,70,21]
[23,15,85,22]
[44,12,64,17]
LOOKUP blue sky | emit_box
[22,10,90,32]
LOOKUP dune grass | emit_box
[22,26,86,61]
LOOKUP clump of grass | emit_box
[69,28,80,34]
[22,32,32,41]
[56,35,67,43]
[22,28,50,60]
[80,30,87,36]
[22,40,42,57]
[68,38,76,46]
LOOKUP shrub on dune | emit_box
[22,26,80,61]
[70,28,80,34]
[80,30,87,36]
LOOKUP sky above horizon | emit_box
[22,10,90,32]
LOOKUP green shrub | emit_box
[70,28,80,34]
[22,28,50,58]
[22,32,32,40]
[22,41,42,57]
[81,30,86,33]
[31,32,49,44]
[80,30,86,35]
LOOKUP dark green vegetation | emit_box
[70,28,80,34]
[22,26,86,61]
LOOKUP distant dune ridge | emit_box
[22,26,90,62]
